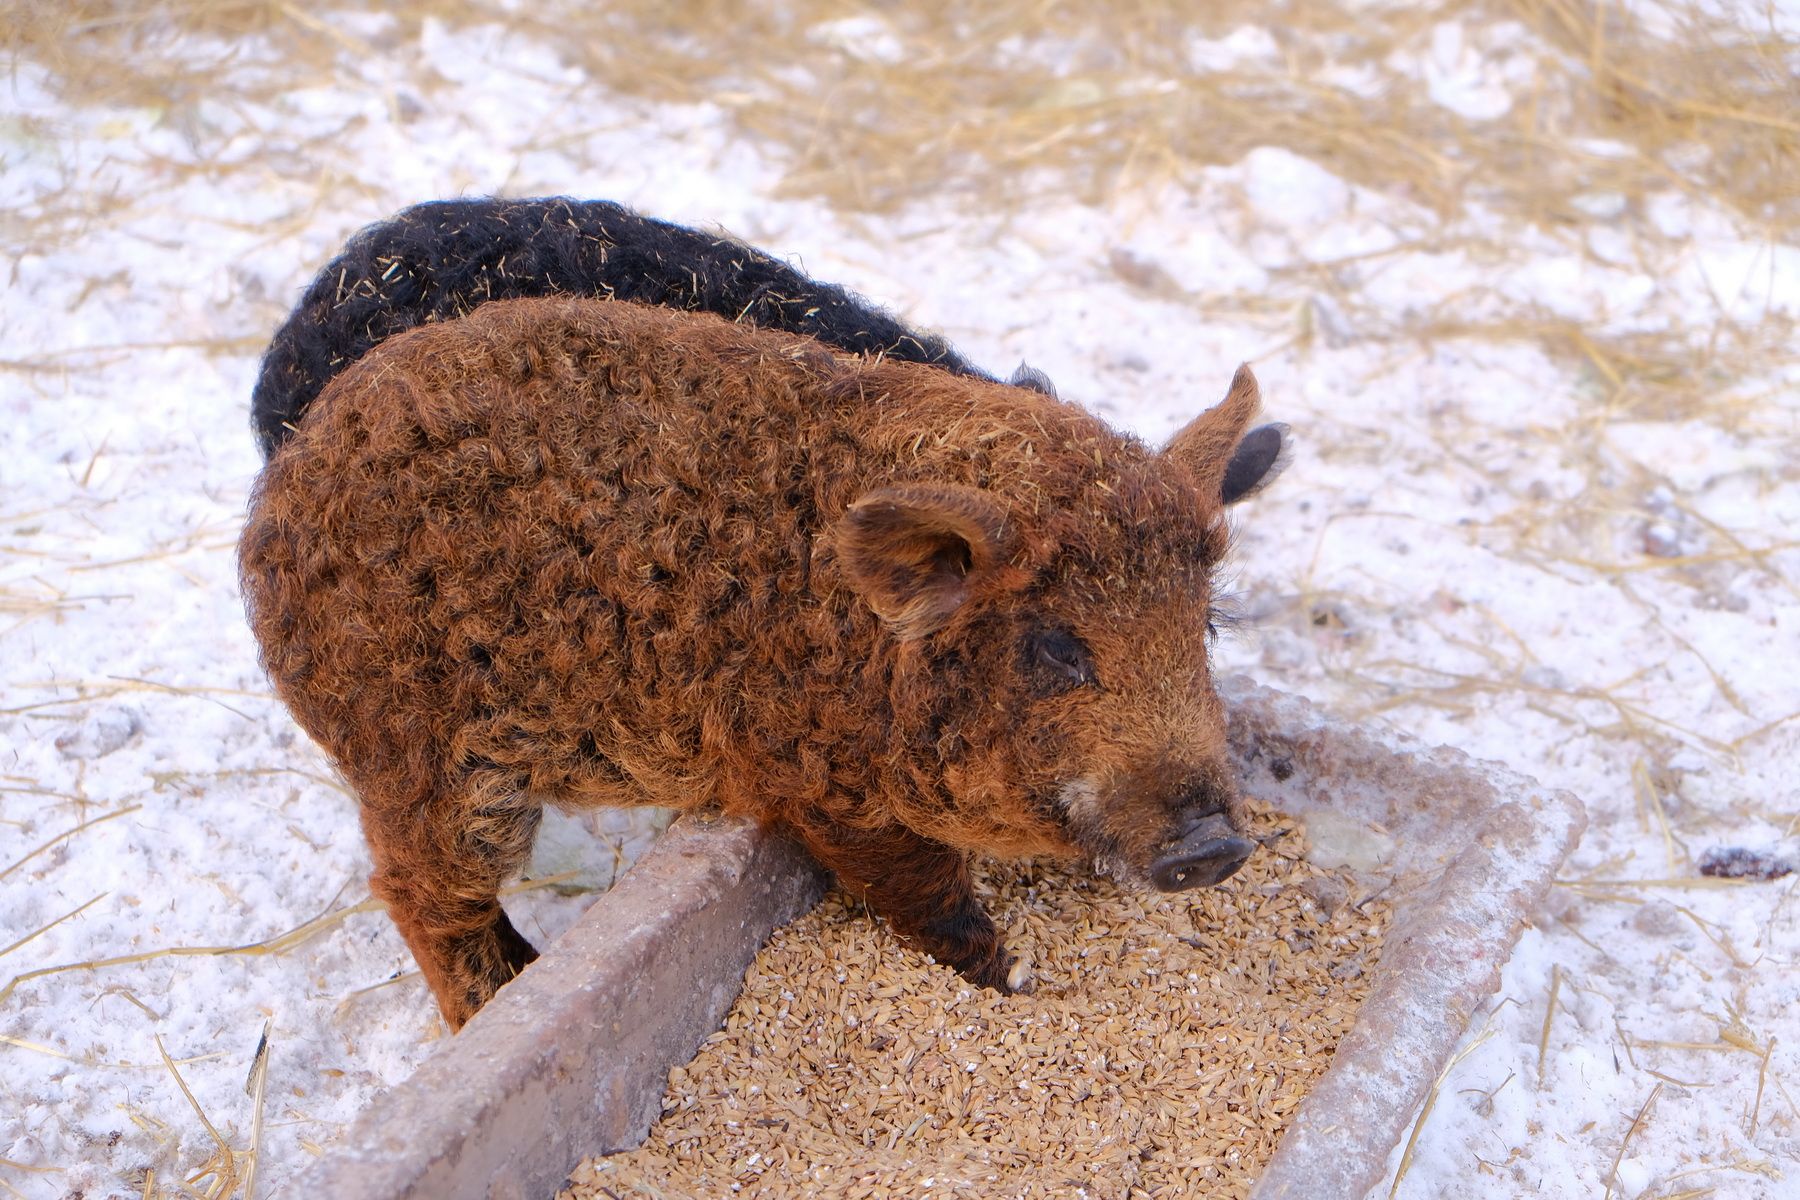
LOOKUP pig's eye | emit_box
[1027,628,1096,693]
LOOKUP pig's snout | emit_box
[1150,812,1255,892]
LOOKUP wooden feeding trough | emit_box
[295,678,1584,1200]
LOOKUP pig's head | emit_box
[831,365,1287,892]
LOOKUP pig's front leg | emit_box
[790,818,1031,993]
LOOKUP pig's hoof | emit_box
[1006,955,1036,994]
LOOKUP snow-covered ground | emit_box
[3,6,1796,1198]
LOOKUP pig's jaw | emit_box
[1055,776,1105,828]
[1054,775,1138,885]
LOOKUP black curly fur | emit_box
[250,197,993,458]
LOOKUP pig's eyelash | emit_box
[1206,594,1248,639]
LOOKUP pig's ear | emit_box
[1164,365,1283,505]
[1008,362,1059,398]
[833,483,1010,640]
[1219,422,1291,504]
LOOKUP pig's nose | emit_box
[1150,812,1255,892]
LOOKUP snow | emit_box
[3,7,1798,1200]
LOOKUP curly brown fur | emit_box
[249,196,990,459]
[240,298,1280,1029]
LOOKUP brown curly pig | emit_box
[239,296,1289,1030]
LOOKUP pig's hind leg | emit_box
[358,777,544,1031]
[793,819,1030,993]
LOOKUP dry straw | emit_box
[0,869,583,1011]
[11,0,1796,252]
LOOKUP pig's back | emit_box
[248,197,985,459]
